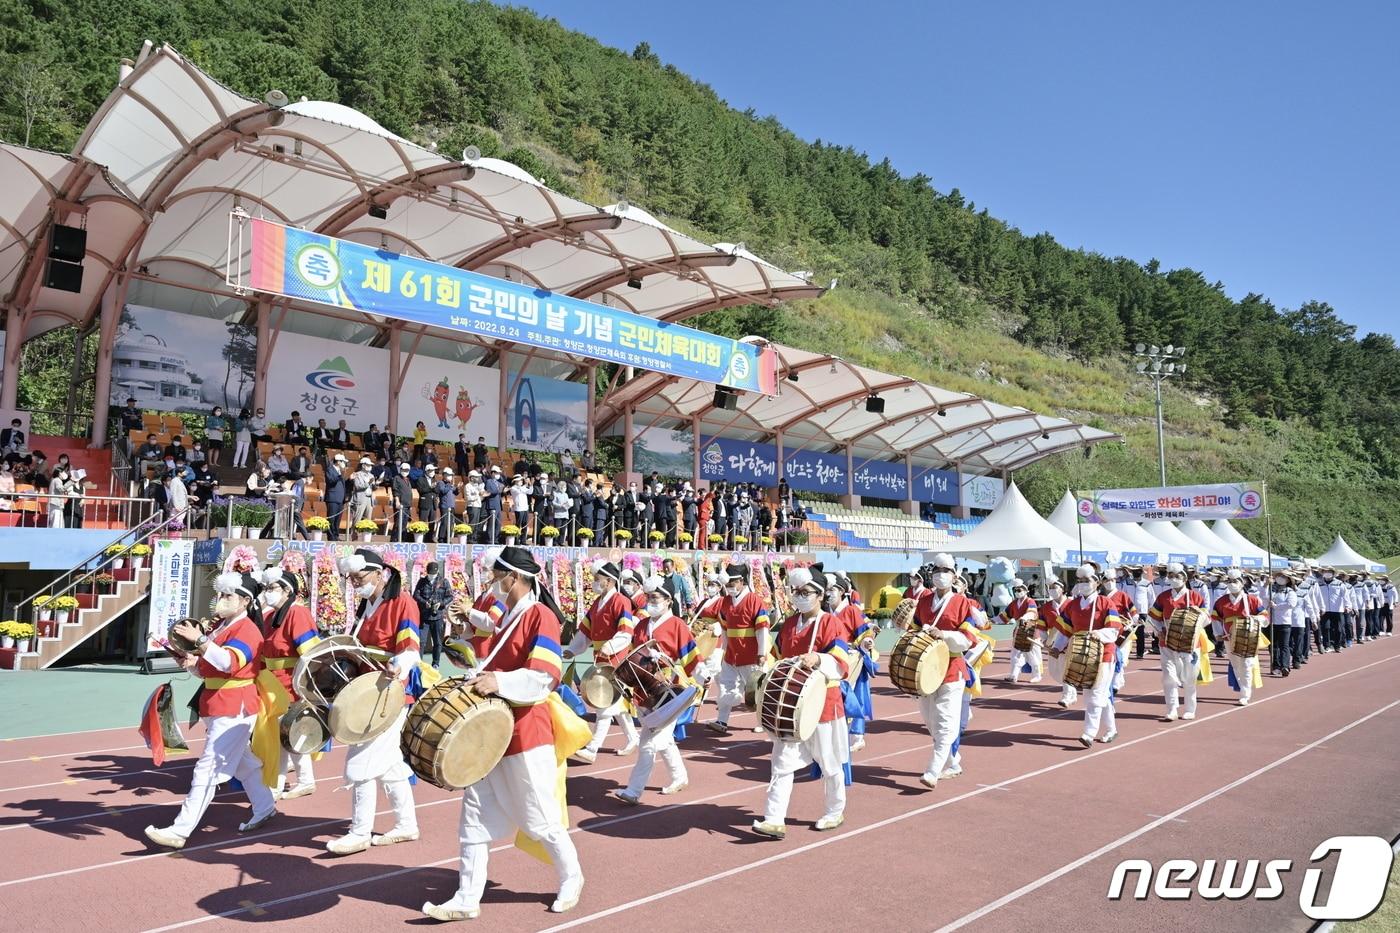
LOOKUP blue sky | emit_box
[514,1,1397,340]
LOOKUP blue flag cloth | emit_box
[556,684,588,718]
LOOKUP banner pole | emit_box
[1263,481,1275,642]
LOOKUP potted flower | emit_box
[733,535,749,549]
[53,595,81,624]
[648,529,665,549]
[540,525,560,546]
[233,503,272,537]
[501,524,522,546]
[760,535,775,551]
[33,594,53,621]
[708,533,724,551]
[104,544,127,570]
[577,527,595,544]
[94,573,116,594]
[11,621,35,652]
[354,519,378,542]
[678,531,694,550]
[614,529,633,546]
[407,520,430,543]
[454,522,471,544]
[780,529,809,552]
[0,621,16,649]
[305,516,331,541]
[129,544,152,571]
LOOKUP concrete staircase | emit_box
[12,565,151,671]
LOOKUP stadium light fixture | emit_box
[1133,341,1188,485]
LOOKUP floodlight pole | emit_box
[1154,378,1167,487]
[1133,343,1186,487]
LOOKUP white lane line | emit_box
[933,699,1400,932]
[137,703,1080,930]
[530,653,1400,931]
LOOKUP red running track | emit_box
[1,641,1397,932]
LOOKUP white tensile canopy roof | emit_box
[600,344,1121,472]
[929,482,1080,562]
[1176,520,1242,567]
[1140,521,1207,567]
[1046,491,1164,565]
[1315,535,1385,572]
[1210,520,1290,569]
[1110,520,1180,565]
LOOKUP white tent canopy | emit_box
[929,482,1080,563]
[1109,521,1179,566]
[1176,520,1241,568]
[1046,491,1164,565]
[1140,521,1207,567]
[1315,535,1385,572]
[1211,520,1290,569]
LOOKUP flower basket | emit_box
[615,530,633,545]
[94,573,116,594]
[760,535,774,550]
[577,527,595,543]
[502,524,521,546]
[105,545,126,570]
[34,595,52,621]
[306,516,330,541]
[129,544,151,571]
[354,519,377,542]
[0,622,15,650]
[53,596,79,624]
[648,530,665,549]
[733,535,749,548]
[9,623,34,652]
[708,533,723,551]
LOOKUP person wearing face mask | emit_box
[707,564,773,735]
[448,547,509,662]
[752,567,851,838]
[825,573,874,754]
[610,577,701,806]
[255,565,322,798]
[910,554,984,789]
[328,549,422,855]
[349,458,376,526]
[1201,570,1228,659]
[1316,566,1347,652]
[1146,562,1206,721]
[1129,567,1157,658]
[390,462,415,542]
[1289,561,1317,666]
[144,573,276,849]
[422,547,582,921]
[1268,571,1298,678]
[619,569,647,620]
[903,565,926,602]
[565,562,639,762]
[1048,563,1123,746]
[413,561,454,669]
[1098,565,1137,688]
[1380,574,1396,637]
[1212,569,1265,705]
[692,573,728,694]
[999,579,1043,684]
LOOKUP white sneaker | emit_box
[1097,732,1118,744]
[1029,675,1043,684]
[1238,697,1249,707]
[918,772,939,790]
[1162,709,1179,722]
[814,814,845,831]
[752,820,787,839]
[849,736,866,753]
[1078,734,1093,748]
[326,834,371,855]
[1057,699,1071,709]
[616,741,638,756]
[143,825,186,849]
[238,808,277,833]
[661,779,688,796]
[280,783,315,800]
[610,789,641,806]
[372,826,420,846]
[571,748,598,764]
[1182,711,1196,721]
[551,874,585,913]
[939,766,963,780]
[422,901,480,922]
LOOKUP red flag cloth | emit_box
[138,682,188,766]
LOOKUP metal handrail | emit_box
[12,509,187,627]
[3,491,158,530]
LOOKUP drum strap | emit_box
[262,656,297,670]
[205,677,255,690]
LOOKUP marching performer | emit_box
[1049,563,1123,746]
[1147,562,1205,721]
[903,565,926,601]
[911,554,983,789]
[610,576,701,805]
[692,573,727,694]
[256,565,322,798]
[328,549,421,855]
[620,568,648,619]
[144,572,277,849]
[752,567,851,838]
[707,564,772,735]
[1214,569,1264,706]
[566,561,638,761]
[999,578,1043,684]
[422,547,583,921]
[1042,579,1080,707]
[1129,566,1156,658]
[1100,565,1137,689]
[826,572,875,753]
[451,550,508,662]
[1268,569,1298,677]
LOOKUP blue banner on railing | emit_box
[698,436,777,484]
[249,218,778,394]
[782,447,847,494]
[911,467,960,506]
[852,460,908,499]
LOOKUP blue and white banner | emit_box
[911,467,960,506]
[853,460,908,499]
[698,436,777,484]
[782,447,847,494]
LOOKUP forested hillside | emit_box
[3,0,1396,557]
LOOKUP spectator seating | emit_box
[802,503,983,551]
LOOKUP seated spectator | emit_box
[332,419,353,450]
[189,440,207,465]
[164,435,187,462]
[1,417,27,455]
[248,407,272,443]
[283,410,309,444]
[267,445,290,478]
[136,433,163,465]
[289,446,312,478]
[246,461,271,498]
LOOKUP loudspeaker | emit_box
[44,258,84,293]
[48,224,87,262]
[713,388,738,411]
[865,395,885,414]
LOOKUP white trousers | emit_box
[624,722,686,796]
[170,713,275,839]
[1160,645,1198,715]
[585,697,639,754]
[917,679,964,779]
[716,661,758,725]
[763,718,848,824]
[1229,654,1257,703]
[277,749,315,788]
[343,708,415,840]
[1008,643,1042,680]
[441,745,582,909]
[233,439,250,467]
[948,688,974,770]
[1082,659,1116,740]
[696,648,724,692]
